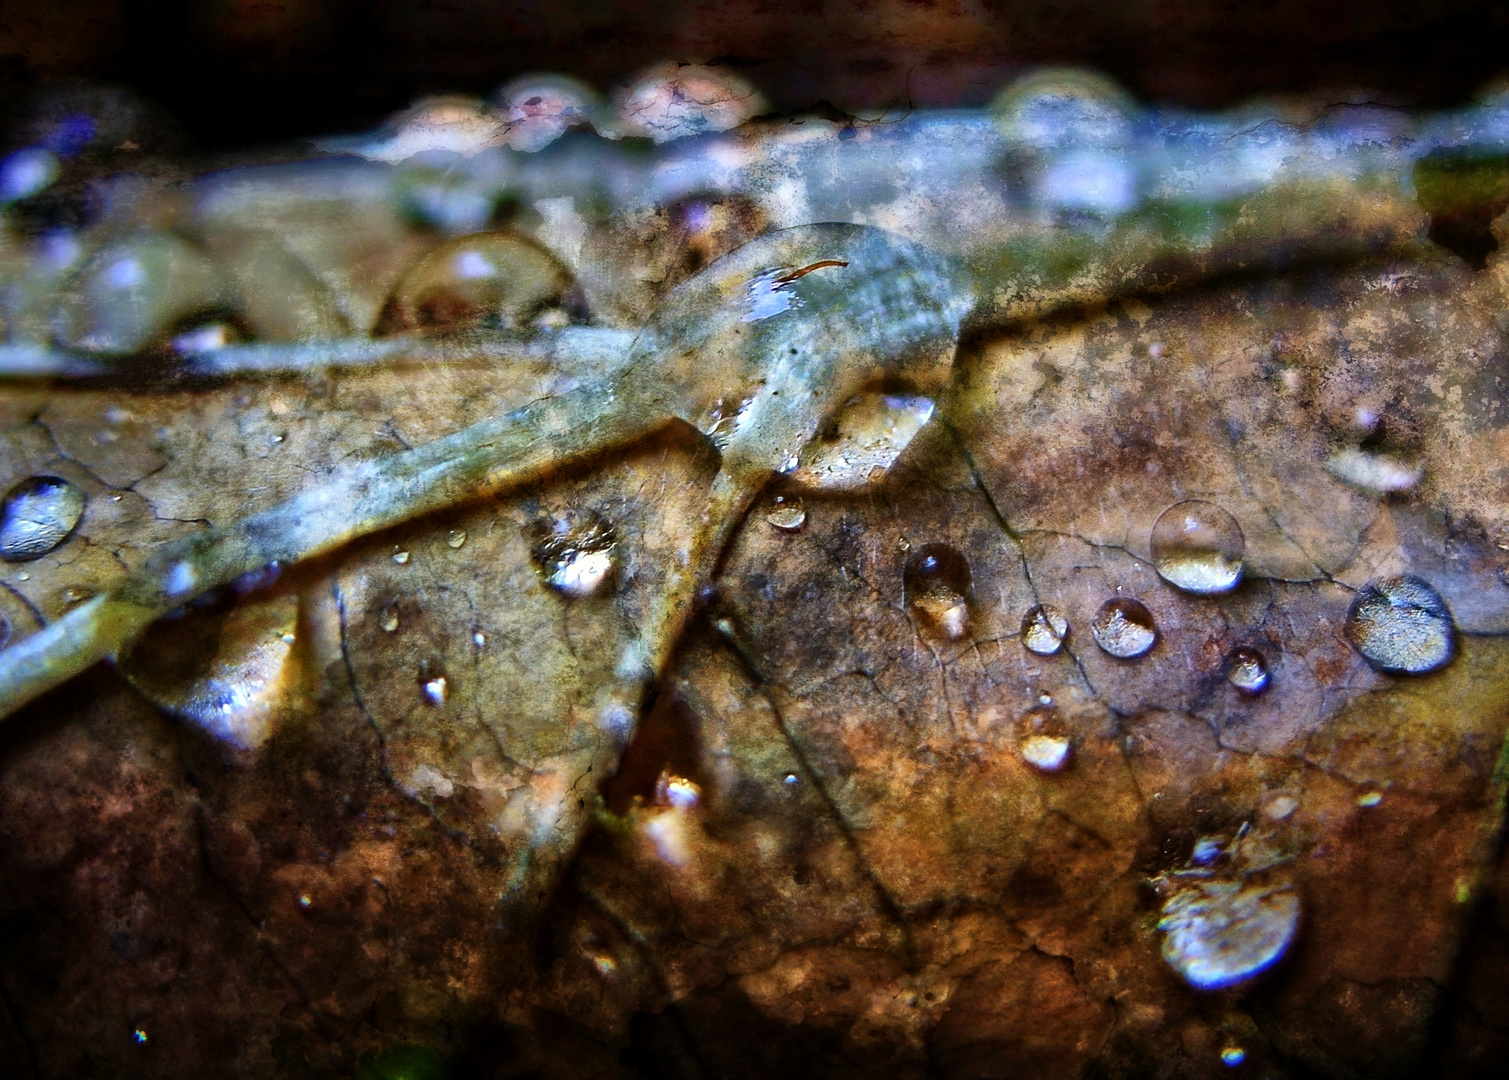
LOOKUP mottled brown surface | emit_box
[3,214,1508,1077]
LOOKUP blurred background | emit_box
[2,0,1509,148]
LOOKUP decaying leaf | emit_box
[1,71,1509,1078]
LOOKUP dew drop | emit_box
[1225,645,1270,694]
[1021,734,1072,772]
[1326,447,1422,495]
[1020,603,1069,655]
[447,528,468,549]
[418,660,448,706]
[1357,791,1384,808]
[1091,597,1157,658]
[789,392,935,491]
[530,510,618,599]
[765,495,807,532]
[904,543,972,641]
[375,231,584,335]
[1344,573,1454,674]
[1220,1046,1246,1067]
[391,548,411,565]
[1151,500,1245,594]
[378,605,400,633]
[0,475,86,561]
[1159,876,1299,990]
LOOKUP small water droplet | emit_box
[1326,447,1422,495]
[1091,597,1157,658]
[132,1028,148,1046]
[1038,692,1053,706]
[1220,1046,1246,1067]
[472,631,486,648]
[1357,790,1384,808]
[446,528,468,549]
[298,893,312,908]
[1021,734,1072,772]
[1225,645,1270,694]
[391,548,411,565]
[60,585,94,607]
[1020,603,1069,655]
[1345,573,1454,674]
[378,605,400,633]
[530,510,618,598]
[14,570,29,582]
[0,475,86,561]
[419,660,448,705]
[783,772,799,786]
[1151,500,1245,594]
[764,494,807,532]
[904,543,972,641]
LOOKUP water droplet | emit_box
[298,893,312,909]
[655,772,701,809]
[783,772,799,786]
[1225,645,1270,694]
[418,660,448,706]
[1344,573,1454,674]
[612,62,766,143]
[1021,734,1072,772]
[790,392,936,491]
[0,147,59,203]
[765,495,807,532]
[1151,500,1245,594]
[375,231,584,335]
[60,584,94,607]
[1357,791,1384,808]
[472,630,486,648]
[132,1028,148,1046]
[1020,603,1069,655]
[447,528,468,549]
[904,543,972,641]
[115,592,300,750]
[1159,875,1299,990]
[493,73,602,152]
[1091,597,1157,658]
[378,605,400,633]
[1220,1046,1246,1067]
[391,548,411,565]
[57,233,228,355]
[530,510,617,598]
[1326,448,1423,495]
[0,475,85,561]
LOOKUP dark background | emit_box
[2,0,1509,148]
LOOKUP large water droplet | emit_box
[0,475,85,561]
[1020,603,1069,655]
[904,543,972,641]
[1345,573,1455,674]
[1151,500,1245,594]
[764,495,806,532]
[115,592,300,750]
[1091,597,1157,658]
[530,510,618,598]
[375,231,584,335]
[378,604,400,633]
[1225,645,1270,694]
[1159,876,1299,990]
[446,528,468,549]
[56,233,228,355]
